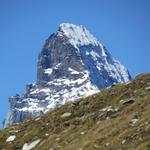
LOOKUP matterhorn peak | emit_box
[4,23,131,127]
[58,23,99,48]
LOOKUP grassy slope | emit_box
[0,73,150,150]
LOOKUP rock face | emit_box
[4,23,131,127]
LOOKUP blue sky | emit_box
[0,0,150,128]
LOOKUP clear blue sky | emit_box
[0,0,150,128]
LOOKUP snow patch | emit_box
[90,50,100,61]
[68,67,80,75]
[99,43,107,57]
[54,63,61,69]
[17,98,44,112]
[113,60,130,82]
[30,88,50,95]
[44,68,53,75]
[59,23,99,48]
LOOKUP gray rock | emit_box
[120,98,135,105]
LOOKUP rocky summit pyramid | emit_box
[4,23,131,127]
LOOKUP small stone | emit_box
[22,139,40,150]
[45,133,49,136]
[105,143,110,146]
[106,117,110,120]
[49,148,55,150]
[122,139,126,144]
[94,144,100,148]
[65,141,69,145]
[9,130,19,133]
[132,118,138,123]
[6,135,16,142]
[102,106,113,112]
[130,118,139,126]
[145,86,150,90]
[147,82,150,85]
[96,121,101,124]
[145,121,149,125]
[133,90,137,93]
[120,98,135,105]
[61,112,72,118]
[35,117,40,121]
[80,131,85,135]
[114,108,119,112]
[55,137,60,141]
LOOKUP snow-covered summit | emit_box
[4,23,131,127]
[58,23,99,47]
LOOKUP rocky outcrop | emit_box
[4,23,131,127]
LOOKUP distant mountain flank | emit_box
[4,23,131,127]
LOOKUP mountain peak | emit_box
[4,23,131,127]
[58,23,99,47]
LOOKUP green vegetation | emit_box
[0,73,150,150]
